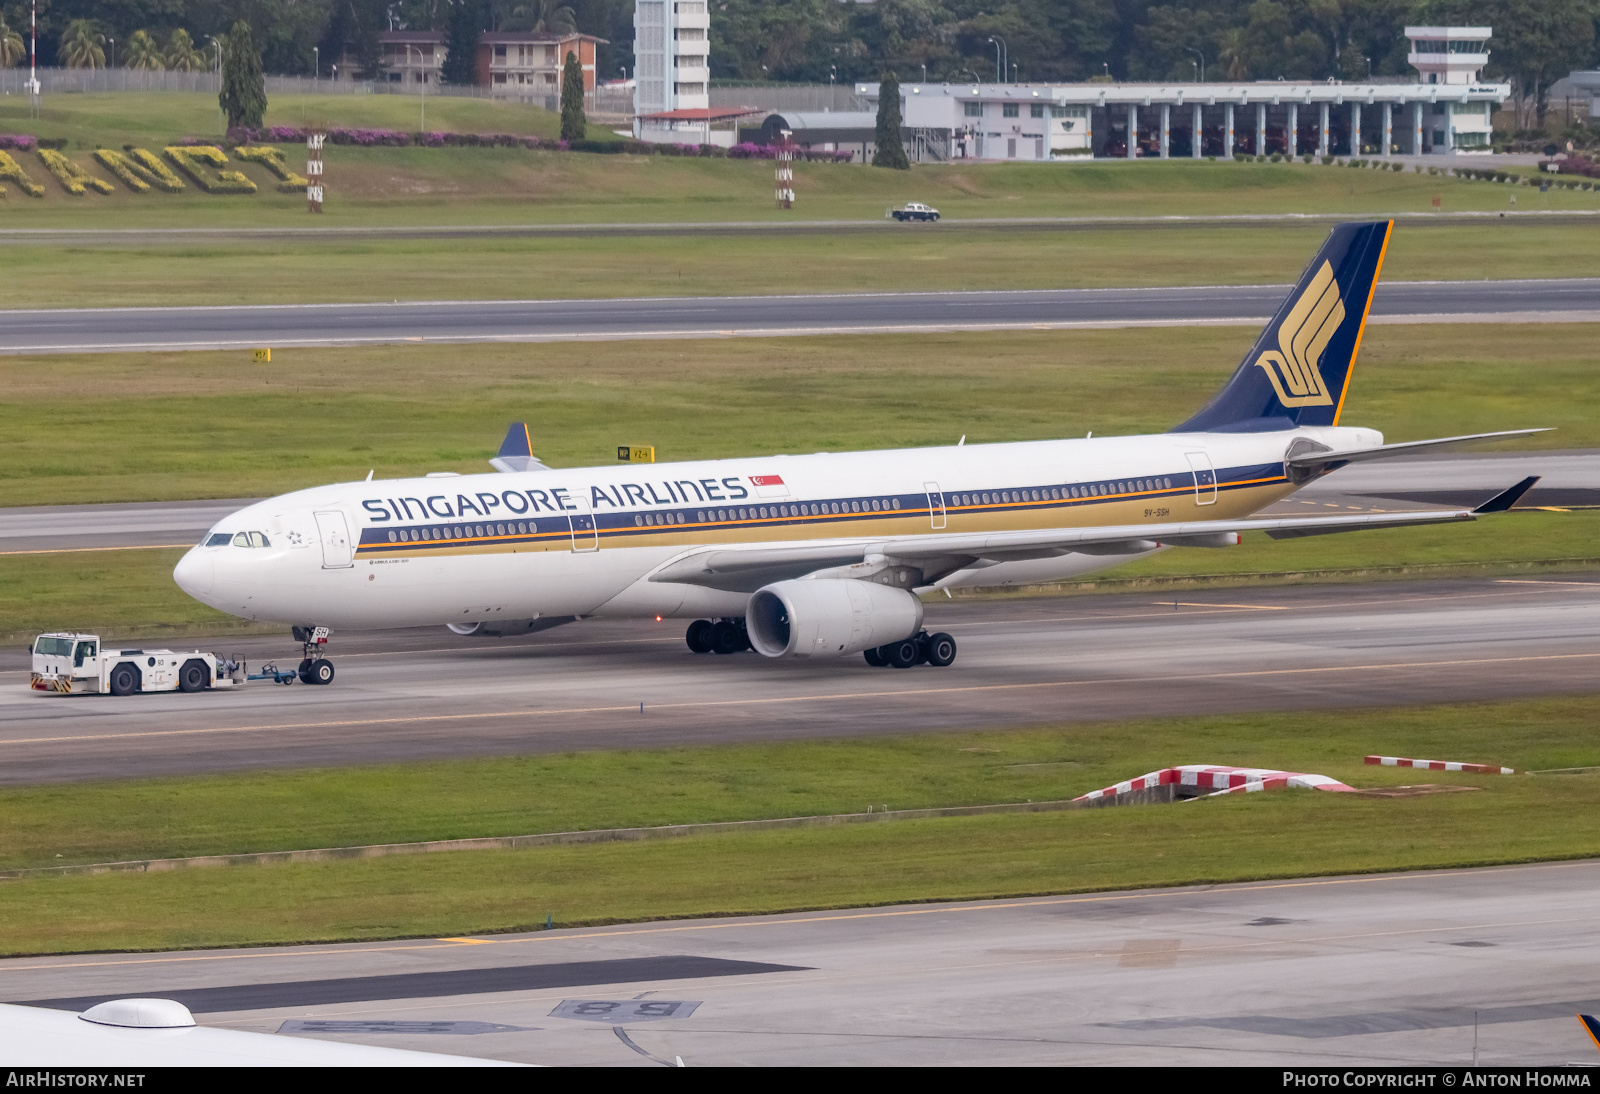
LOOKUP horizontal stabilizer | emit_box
[1286,429,1551,471]
[489,422,551,474]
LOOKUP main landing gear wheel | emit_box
[685,619,714,654]
[882,638,920,669]
[864,630,958,669]
[711,618,750,655]
[923,632,957,667]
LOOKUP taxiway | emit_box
[5,859,1599,1065]
[2,279,1597,354]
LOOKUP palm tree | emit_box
[60,19,106,69]
[0,18,24,68]
[124,29,166,71]
[166,28,206,72]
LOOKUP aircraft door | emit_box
[1184,451,1218,506]
[313,509,355,568]
[924,482,947,529]
[568,493,598,552]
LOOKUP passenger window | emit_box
[388,531,398,542]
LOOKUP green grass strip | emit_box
[2,694,1598,955]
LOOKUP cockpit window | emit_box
[226,531,273,548]
[232,532,250,547]
[248,531,271,547]
[206,533,231,547]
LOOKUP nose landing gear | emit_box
[291,625,336,685]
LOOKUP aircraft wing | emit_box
[649,478,1538,593]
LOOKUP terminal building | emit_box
[842,26,1506,163]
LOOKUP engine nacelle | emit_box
[747,579,924,659]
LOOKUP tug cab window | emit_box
[75,640,96,666]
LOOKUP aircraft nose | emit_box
[173,548,215,599]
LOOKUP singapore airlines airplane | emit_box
[174,221,1542,682]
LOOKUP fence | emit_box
[0,67,634,116]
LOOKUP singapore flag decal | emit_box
[750,474,789,498]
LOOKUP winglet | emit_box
[1579,1014,1600,1053]
[1472,475,1540,514]
[489,422,550,474]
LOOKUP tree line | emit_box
[0,0,1594,119]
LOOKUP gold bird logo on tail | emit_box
[1253,259,1344,407]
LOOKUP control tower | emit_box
[1405,26,1492,86]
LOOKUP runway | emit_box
[3,279,1598,354]
[5,859,1600,1064]
[0,207,1593,246]
[2,573,1597,785]
[2,451,1591,554]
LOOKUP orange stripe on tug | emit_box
[1364,755,1514,775]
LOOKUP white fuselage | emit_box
[173,424,1379,631]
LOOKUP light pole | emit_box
[987,37,1002,84]
[105,36,114,69]
[314,46,319,83]
[921,62,926,83]
[1011,62,1018,83]
[1102,62,1110,80]
[27,0,38,115]
[406,44,426,131]
[1186,47,1203,82]
[205,35,222,132]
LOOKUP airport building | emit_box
[374,30,605,99]
[843,26,1506,163]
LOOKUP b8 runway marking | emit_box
[551,999,701,1023]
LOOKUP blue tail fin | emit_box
[1174,220,1392,433]
[488,422,550,473]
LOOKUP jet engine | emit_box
[747,579,924,659]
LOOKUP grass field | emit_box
[7,221,1600,309]
[1,695,1595,954]
[0,325,1584,508]
[2,93,1596,228]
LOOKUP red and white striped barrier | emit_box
[1364,755,1513,775]
[1073,764,1356,804]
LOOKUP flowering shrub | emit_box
[0,149,45,197]
[38,148,115,196]
[164,146,257,194]
[94,148,185,193]
[0,134,38,151]
[232,144,309,193]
